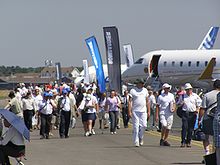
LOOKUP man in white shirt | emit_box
[199,79,220,163]
[66,87,78,129]
[178,83,201,147]
[22,92,36,131]
[34,88,43,130]
[128,79,150,147]
[0,118,25,165]
[39,92,57,139]
[59,89,72,138]
[156,83,176,146]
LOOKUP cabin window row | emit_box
[163,61,209,67]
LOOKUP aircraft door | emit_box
[149,55,161,78]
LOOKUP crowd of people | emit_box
[0,79,220,164]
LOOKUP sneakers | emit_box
[180,143,186,148]
[160,139,170,146]
[139,139,144,146]
[113,132,117,134]
[160,139,164,146]
[186,143,191,148]
[40,135,45,139]
[110,132,114,135]
[163,141,171,146]
[91,129,96,135]
[135,142,140,147]
[84,132,90,137]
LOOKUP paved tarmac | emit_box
[9,118,206,165]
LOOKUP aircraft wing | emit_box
[197,57,216,80]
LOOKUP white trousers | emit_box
[132,111,147,144]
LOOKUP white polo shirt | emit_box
[39,100,54,115]
[179,93,202,112]
[61,97,71,112]
[157,92,175,115]
[130,87,149,113]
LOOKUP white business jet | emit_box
[122,27,219,89]
[74,64,127,85]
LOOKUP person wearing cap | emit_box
[156,83,176,146]
[178,83,201,147]
[59,89,72,138]
[78,88,98,136]
[199,79,220,162]
[39,92,57,139]
[128,78,150,147]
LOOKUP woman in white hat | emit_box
[156,83,176,146]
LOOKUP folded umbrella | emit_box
[0,109,30,141]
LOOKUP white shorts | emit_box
[160,114,173,130]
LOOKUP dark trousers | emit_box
[59,111,71,137]
[23,110,34,130]
[181,111,197,144]
[40,113,52,137]
[122,107,129,128]
[0,142,25,165]
[109,111,119,132]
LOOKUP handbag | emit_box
[203,152,216,165]
[192,128,206,141]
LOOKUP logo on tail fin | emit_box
[198,27,219,50]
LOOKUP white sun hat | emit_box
[184,83,193,90]
[162,83,172,89]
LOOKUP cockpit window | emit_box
[134,58,144,64]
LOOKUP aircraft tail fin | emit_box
[198,58,216,80]
[198,27,219,50]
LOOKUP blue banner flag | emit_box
[85,36,106,93]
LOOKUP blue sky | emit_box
[0,0,219,67]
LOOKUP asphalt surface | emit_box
[9,117,205,165]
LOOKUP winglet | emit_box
[198,58,216,80]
